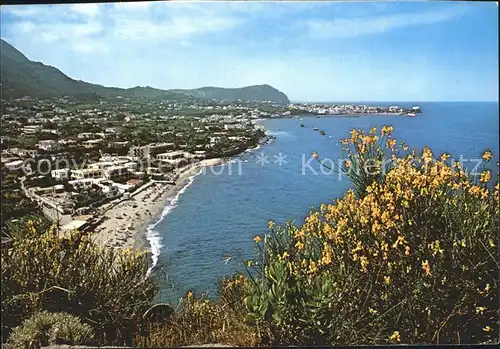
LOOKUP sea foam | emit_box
[145,168,203,277]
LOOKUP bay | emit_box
[151,102,499,303]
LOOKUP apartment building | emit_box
[71,168,102,180]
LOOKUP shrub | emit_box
[138,275,258,347]
[1,222,160,345]
[244,126,499,345]
[7,311,94,349]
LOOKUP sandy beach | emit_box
[91,158,226,251]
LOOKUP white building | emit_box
[22,125,42,134]
[5,160,24,171]
[71,168,102,180]
[38,140,61,152]
[156,151,185,161]
[51,168,70,180]
[68,178,100,190]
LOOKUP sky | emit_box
[0,1,498,102]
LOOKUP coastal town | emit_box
[0,96,275,247]
[0,95,423,249]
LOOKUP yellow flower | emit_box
[350,129,359,140]
[483,326,492,332]
[386,138,397,148]
[384,276,391,285]
[476,306,487,315]
[421,260,431,276]
[187,291,193,298]
[309,260,317,273]
[295,241,304,250]
[344,160,352,168]
[381,125,394,136]
[312,152,319,159]
[246,260,253,267]
[405,246,411,256]
[360,255,369,272]
[403,145,409,151]
[389,331,401,342]
[369,308,378,315]
[479,170,491,183]
[268,220,275,230]
[489,239,495,248]
[282,251,289,259]
[253,235,261,243]
[482,150,493,161]
[440,153,450,161]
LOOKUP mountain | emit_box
[170,85,290,104]
[0,39,290,104]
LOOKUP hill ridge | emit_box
[0,39,290,104]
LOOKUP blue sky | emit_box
[1,1,498,102]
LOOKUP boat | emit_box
[313,127,319,131]
[300,122,305,127]
[319,130,326,136]
[407,113,416,117]
[316,115,321,118]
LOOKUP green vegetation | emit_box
[1,224,159,345]
[2,127,498,347]
[7,311,94,349]
[0,39,289,104]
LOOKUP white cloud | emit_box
[17,21,36,34]
[303,8,463,39]
[4,6,41,17]
[68,4,100,18]
[114,16,241,41]
[73,40,108,54]
[114,2,151,10]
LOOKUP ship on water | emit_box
[313,127,319,131]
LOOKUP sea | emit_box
[146,102,499,304]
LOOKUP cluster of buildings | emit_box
[289,103,421,115]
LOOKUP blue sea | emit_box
[147,102,499,303]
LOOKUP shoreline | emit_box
[90,132,270,272]
[90,157,230,269]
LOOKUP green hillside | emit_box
[0,39,290,104]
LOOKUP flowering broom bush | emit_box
[244,126,499,345]
[1,222,159,346]
[138,275,258,347]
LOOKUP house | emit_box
[71,168,102,180]
[82,139,104,149]
[77,132,96,139]
[124,162,138,172]
[128,142,175,159]
[22,125,42,134]
[68,178,101,190]
[95,181,121,199]
[157,151,185,161]
[4,160,24,171]
[108,141,129,149]
[103,165,131,182]
[38,140,62,152]
[58,139,77,147]
[126,178,143,189]
[193,151,207,159]
[41,129,60,135]
[51,168,70,180]
[210,137,222,144]
[9,148,38,158]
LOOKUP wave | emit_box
[145,168,203,277]
[265,130,291,137]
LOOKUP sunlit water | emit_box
[147,102,499,304]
